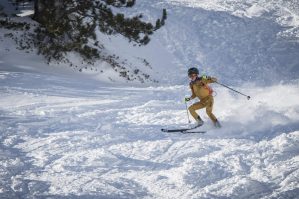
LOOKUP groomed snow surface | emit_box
[1,0,299,198]
[1,69,299,199]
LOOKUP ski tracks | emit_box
[1,71,299,198]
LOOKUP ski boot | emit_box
[193,116,204,128]
[214,119,221,128]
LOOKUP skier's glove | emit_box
[211,77,218,82]
[184,97,191,102]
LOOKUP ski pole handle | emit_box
[216,82,251,100]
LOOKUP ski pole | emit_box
[216,82,251,100]
[185,101,191,123]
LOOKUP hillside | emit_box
[1,64,299,198]
[1,0,299,85]
[1,0,299,198]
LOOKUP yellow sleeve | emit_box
[201,75,217,84]
[189,84,196,99]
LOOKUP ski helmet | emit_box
[188,67,199,76]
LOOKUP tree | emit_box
[162,9,167,21]
[32,0,166,62]
[155,19,161,30]
[126,0,135,7]
[161,8,167,25]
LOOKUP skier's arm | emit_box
[201,75,217,84]
[189,84,196,99]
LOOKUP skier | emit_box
[185,67,221,128]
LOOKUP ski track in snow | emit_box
[1,0,299,197]
[1,71,299,198]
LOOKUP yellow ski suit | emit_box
[188,76,218,123]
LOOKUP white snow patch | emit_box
[16,10,34,17]
[0,69,298,198]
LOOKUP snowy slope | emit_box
[88,0,299,85]
[2,0,299,85]
[1,0,299,198]
[129,0,299,85]
[0,69,299,198]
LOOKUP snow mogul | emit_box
[185,67,221,128]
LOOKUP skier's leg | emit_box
[206,97,221,127]
[188,101,205,121]
[206,96,217,123]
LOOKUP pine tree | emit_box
[126,0,135,7]
[155,19,161,30]
[161,9,167,26]
[31,0,166,62]
[162,9,167,21]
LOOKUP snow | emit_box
[2,0,299,85]
[0,69,299,198]
[16,10,34,17]
[117,0,299,85]
[1,0,299,198]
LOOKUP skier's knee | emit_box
[206,109,212,115]
[188,105,194,112]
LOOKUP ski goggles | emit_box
[188,73,197,78]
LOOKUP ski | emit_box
[161,125,205,134]
[181,131,206,134]
[161,128,192,132]
[161,126,198,133]
[163,129,206,134]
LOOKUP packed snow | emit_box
[1,67,299,198]
[1,0,299,198]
